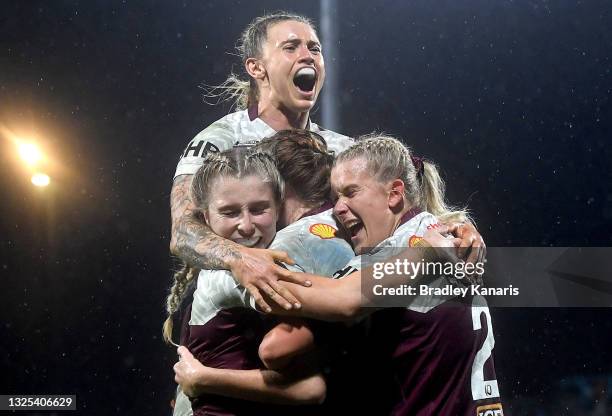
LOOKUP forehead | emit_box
[265,20,319,44]
[208,175,274,204]
[331,158,371,187]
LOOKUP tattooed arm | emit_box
[169,174,238,268]
[169,174,310,311]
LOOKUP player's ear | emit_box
[388,179,405,210]
[245,58,266,81]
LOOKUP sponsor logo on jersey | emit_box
[235,139,260,147]
[182,140,220,158]
[426,222,441,230]
[309,223,337,239]
[408,235,427,247]
[476,403,504,416]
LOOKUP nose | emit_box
[333,198,349,220]
[237,213,255,237]
[297,45,315,64]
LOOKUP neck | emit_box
[257,97,310,130]
[283,198,318,225]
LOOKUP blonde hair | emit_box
[162,266,199,346]
[335,134,468,223]
[203,12,315,110]
[190,147,284,209]
[163,148,284,345]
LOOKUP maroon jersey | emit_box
[371,296,503,416]
[338,211,503,415]
[186,307,276,416]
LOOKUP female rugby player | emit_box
[169,132,355,415]
[175,136,499,415]
[169,13,353,311]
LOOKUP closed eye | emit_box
[250,201,272,215]
[343,187,358,198]
[220,210,240,218]
[309,46,321,54]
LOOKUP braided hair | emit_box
[162,148,284,345]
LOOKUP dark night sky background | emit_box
[1,1,611,415]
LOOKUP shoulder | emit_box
[179,112,241,160]
[174,111,249,178]
[190,110,246,146]
[296,210,354,275]
[302,210,343,239]
[309,123,355,155]
[394,212,440,246]
[194,269,241,305]
[273,210,354,276]
[276,210,340,243]
[191,269,252,322]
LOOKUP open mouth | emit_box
[293,67,316,93]
[344,220,364,240]
[233,237,262,248]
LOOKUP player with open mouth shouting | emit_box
[170,13,353,313]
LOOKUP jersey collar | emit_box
[398,207,422,227]
[248,105,313,131]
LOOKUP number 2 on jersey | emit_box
[471,295,500,400]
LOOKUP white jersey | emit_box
[270,209,354,276]
[335,211,439,273]
[172,269,253,416]
[174,109,354,178]
[173,210,353,416]
[334,211,456,312]
[190,209,354,325]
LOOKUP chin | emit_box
[291,100,316,113]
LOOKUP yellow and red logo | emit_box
[309,223,337,239]
[409,235,426,247]
[476,403,504,416]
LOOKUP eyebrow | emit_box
[279,39,322,48]
[216,203,241,212]
[217,200,271,210]
[336,184,359,196]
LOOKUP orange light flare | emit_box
[18,141,44,166]
[0,122,68,186]
[31,172,51,187]
[1,119,88,194]
[1,124,45,166]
